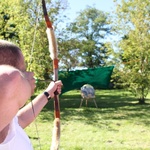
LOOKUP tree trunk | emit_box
[138,98,145,104]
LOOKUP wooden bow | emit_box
[42,0,60,149]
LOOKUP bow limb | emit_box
[42,1,60,150]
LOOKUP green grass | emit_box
[25,89,150,150]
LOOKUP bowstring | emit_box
[29,2,42,150]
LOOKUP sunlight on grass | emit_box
[25,89,150,150]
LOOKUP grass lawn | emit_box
[25,89,150,150]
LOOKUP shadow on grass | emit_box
[33,89,150,127]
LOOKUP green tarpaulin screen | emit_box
[59,66,114,93]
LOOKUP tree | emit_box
[113,0,150,103]
[58,37,81,71]
[0,0,26,41]
[0,0,68,81]
[61,6,111,69]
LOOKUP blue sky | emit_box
[64,0,117,42]
[66,0,116,20]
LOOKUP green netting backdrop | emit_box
[59,66,114,94]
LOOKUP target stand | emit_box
[80,84,98,108]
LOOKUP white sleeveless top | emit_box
[0,116,33,150]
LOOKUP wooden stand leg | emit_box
[86,99,88,107]
[93,99,98,108]
[79,98,84,107]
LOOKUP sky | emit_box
[63,0,118,42]
[66,0,116,20]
